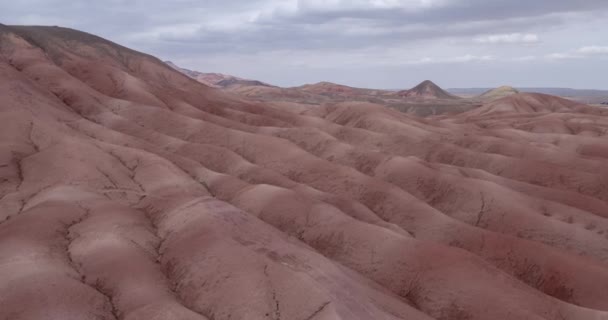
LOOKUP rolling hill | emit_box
[2,25,608,320]
[478,85,520,101]
[164,63,478,116]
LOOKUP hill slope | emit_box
[397,80,459,99]
[2,25,608,320]
[166,60,272,88]
[478,85,519,101]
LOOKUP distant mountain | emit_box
[449,87,608,104]
[466,92,600,116]
[478,86,519,101]
[397,80,459,99]
[298,81,389,97]
[299,81,358,94]
[165,61,272,89]
[215,78,273,89]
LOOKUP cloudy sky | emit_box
[1,0,608,89]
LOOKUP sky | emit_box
[1,0,608,89]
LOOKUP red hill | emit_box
[397,80,459,99]
[1,25,608,320]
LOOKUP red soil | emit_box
[397,80,459,100]
[1,25,608,320]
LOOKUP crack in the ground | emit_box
[0,197,24,224]
[303,301,330,320]
[474,192,487,227]
[0,155,32,225]
[96,166,119,190]
[15,156,24,191]
[262,264,281,320]
[106,150,146,202]
[60,105,220,205]
[401,272,423,311]
[27,120,40,153]
[271,290,281,320]
[138,206,210,320]
[63,206,120,320]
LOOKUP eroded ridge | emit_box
[1,25,608,320]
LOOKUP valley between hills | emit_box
[2,25,608,320]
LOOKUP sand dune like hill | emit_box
[2,25,608,320]
[478,85,519,101]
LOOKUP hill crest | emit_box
[397,80,458,99]
[165,60,272,88]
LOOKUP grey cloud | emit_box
[267,0,608,25]
[0,0,607,88]
[145,11,564,54]
[123,0,604,55]
[1,0,603,53]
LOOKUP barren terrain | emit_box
[1,25,608,320]
[170,63,482,117]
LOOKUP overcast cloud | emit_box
[1,0,607,89]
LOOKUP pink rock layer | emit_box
[1,25,608,320]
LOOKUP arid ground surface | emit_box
[2,25,608,320]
